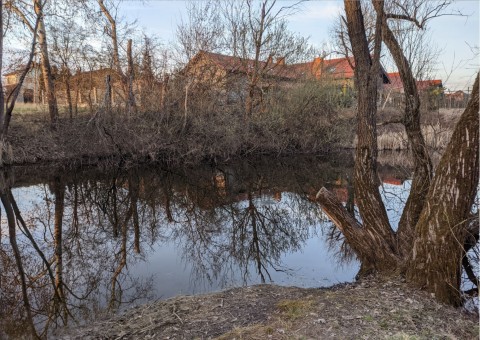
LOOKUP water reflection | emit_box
[0,154,414,338]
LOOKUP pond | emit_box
[0,152,424,337]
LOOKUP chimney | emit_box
[266,55,273,64]
[276,57,285,65]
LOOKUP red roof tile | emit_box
[385,72,442,92]
[186,51,390,83]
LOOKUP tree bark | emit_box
[407,74,479,306]
[98,0,122,77]
[344,0,399,273]
[126,39,137,115]
[0,0,4,134]
[373,3,433,257]
[34,0,59,130]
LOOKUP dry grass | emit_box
[55,278,478,340]
[6,106,350,166]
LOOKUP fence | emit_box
[381,90,471,110]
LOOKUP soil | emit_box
[55,278,478,340]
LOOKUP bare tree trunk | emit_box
[343,0,399,274]
[373,2,433,256]
[64,77,73,119]
[407,74,479,306]
[98,0,121,77]
[0,0,4,135]
[126,39,137,115]
[0,12,39,166]
[34,0,59,130]
[104,75,112,112]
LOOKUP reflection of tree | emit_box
[0,172,37,338]
[1,154,360,335]
[0,170,155,336]
[170,173,322,289]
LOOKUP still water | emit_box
[0,153,414,337]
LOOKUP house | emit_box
[184,51,390,85]
[444,90,469,108]
[383,72,443,109]
[183,51,390,106]
[384,72,443,95]
[56,68,123,107]
[3,63,42,103]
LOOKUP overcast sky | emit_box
[121,0,479,90]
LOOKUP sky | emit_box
[121,1,478,90]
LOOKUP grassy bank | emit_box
[5,104,460,167]
[7,108,352,166]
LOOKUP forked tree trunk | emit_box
[317,1,479,307]
[373,2,433,256]
[407,74,479,306]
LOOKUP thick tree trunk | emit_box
[344,0,399,273]
[407,74,479,306]
[373,3,433,257]
[317,1,400,277]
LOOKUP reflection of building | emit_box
[381,177,404,186]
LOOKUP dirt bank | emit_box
[55,278,478,339]
[6,109,348,167]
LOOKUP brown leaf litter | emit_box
[55,278,478,340]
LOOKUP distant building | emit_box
[383,72,443,109]
[182,51,390,105]
[3,63,42,103]
[384,72,443,93]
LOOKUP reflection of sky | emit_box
[0,184,51,236]
[5,176,477,310]
[130,190,360,299]
[380,180,412,231]
[130,220,360,300]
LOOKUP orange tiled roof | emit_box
[385,72,442,91]
[189,51,361,81]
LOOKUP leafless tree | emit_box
[317,0,478,306]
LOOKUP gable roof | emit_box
[185,51,390,83]
[385,72,443,92]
